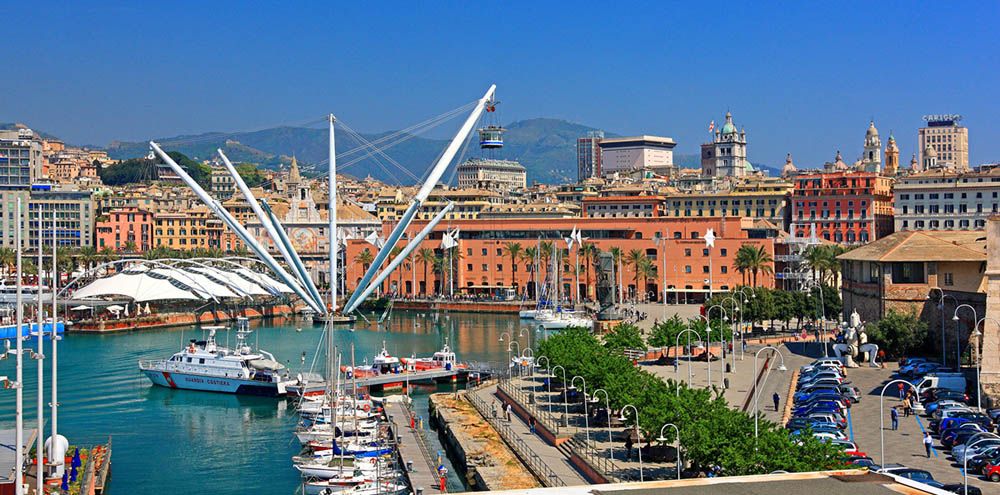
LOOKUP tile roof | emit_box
[837,230,986,262]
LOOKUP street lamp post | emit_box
[964,437,996,495]
[592,388,614,461]
[571,375,591,451]
[619,404,643,482]
[707,305,729,388]
[753,346,786,442]
[551,365,569,427]
[694,314,712,387]
[803,280,828,357]
[507,341,521,378]
[535,356,551,418]
[656,423,682,480]
[970,317,999,412]
[735,287,755,361]
[721,296,741,373]
[655,236,667,318]
[929,287,957,368]
[519,327,532,356]
[953,304,978,370]
[675,328,703,395]
[879,379,914,467]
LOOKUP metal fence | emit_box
[466,382,567,487]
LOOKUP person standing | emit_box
[772,392,780,412]
[897,382,905,399]
[529,416,536,434]
[923,432,933,458]
[505,403,512,422]
[902,397,911,417]
[890,406,899,430]
[624,434,634,461]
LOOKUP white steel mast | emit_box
[51,211,59,472]
[35,209,44,495]
[14,198,23,495]
[329,114,338,313]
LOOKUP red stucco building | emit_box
[790,171,894,244]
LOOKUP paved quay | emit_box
[469,383,588,486]
[386,400,442,493]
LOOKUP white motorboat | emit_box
[535,311,593,330]
[295,421,379,444]
[304,479,408,495]
[138,319,293,396]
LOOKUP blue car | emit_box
[794,402,844,416]
[794,389,844,403]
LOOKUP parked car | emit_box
[960,446,1000,472]
[800,412,847,427]
[838,385,862,403]
[942,427,989,449]
[846,455,879,470]
[940,484,982,495]
[825,439,865,457]
[797,377,845,390]
[984,460,1000,482]
[924,400,969,417]
[879,467,944,488]
[794,389,844,403]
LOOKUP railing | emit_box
[466,382,566,487]
[498,375,630,483]
[137,359,165,370]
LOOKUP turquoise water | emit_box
[0,310,521,494]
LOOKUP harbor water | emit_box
[0,310,521,494]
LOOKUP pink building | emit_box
[96,207,153,252]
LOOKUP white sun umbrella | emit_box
[106,305,124,312]
[124,304,129,317]
[144,303,151,315]
[69,305,92,311]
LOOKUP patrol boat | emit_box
[138,318,293,396]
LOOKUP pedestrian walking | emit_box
[923,432,933,458]
[505,403,512,422]
[624,435,634,461]
[902,397,911,417]
[491,402,498,419]
[529,416,536,434]
[772,392,780,412]
[897,382,905,399]
[890,407,899,430]
[438,465,449,492]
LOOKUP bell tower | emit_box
[884,133,899,176]
[862,120,882,172]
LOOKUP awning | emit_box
[69,305,92,310]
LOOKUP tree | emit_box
[431,255,447,296]
[866,309,928,357]
[123,240,138,253]
[648,315,686,348]
[388,246,404,295]
[608,246,623,301]
[235,162,267,188]
[582,243,600,302]
[417,248,435,297]
[0,247,13,277]
[603,323,645,352]
[539,241,554,283]
[734,245,774,286]
[502,242,522,291]
[353,248,374,271]
[625,249,647,301]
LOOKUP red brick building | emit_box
[96,207,153,252]
[344,216,776,304]
[790,171,894,244]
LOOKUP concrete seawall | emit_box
[429,392,539,491]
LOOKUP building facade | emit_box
[456,158,527,192]
[701,112,749,178]
[662,178,793,231]
[918,115,969,171]
[344,216,776,304]
[28,189,95,249]
[576,131,604,181]
[790,171,894,244]
[893,167,1000,232]
[598,136,676,177]
[96,207,154,251]
[839,230,985,361]
[0,129,43,189]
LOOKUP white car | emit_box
[954,435,1000,463]
[813,431,849,441]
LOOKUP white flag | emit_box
[441,231,457,249]
[573,227,584,246]
[705,228,716,248]
[365,231,382,248]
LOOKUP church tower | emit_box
[700,111,749,178]
[884,133,899,176]
[861,120,882,172]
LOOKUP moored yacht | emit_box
[138,318,293,396]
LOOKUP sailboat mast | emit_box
[51,209,59,457]
[35,207,44,495]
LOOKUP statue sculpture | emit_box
[832,309,880,367]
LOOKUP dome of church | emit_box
[866,120,879,137]
[781,153,797,176]
[925,142,937,158]
[720,111,737,134]
[834,151,848,170]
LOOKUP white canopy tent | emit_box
[72,270,203,302]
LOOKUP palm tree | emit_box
[625,249,646,301]
[78,246,97,274]
[354,248,374,272]
[608,246,623,301]
[735,245,774,287]
[521,246,538,298]
[0,247,14,278]
[581,243,599,302]
[539,241,554,281]
[388,246,404,295]
[431,255,447,296]
[803,246,826,283]
[636,257,657,301]
[123,240,138,254]
[417,248,435,297]
[502,242,522,291]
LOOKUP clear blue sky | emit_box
[4,1,998,168]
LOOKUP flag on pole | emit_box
[565,227,577,249]
[704,228,716,248]
[573,228,584,246]
[708,120,715,133]
[364,231,383,248]
[441,230,458,249]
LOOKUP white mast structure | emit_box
[343,84,497,313]
[149,142,324,314]
[35,210,44,495]
[14,198,24,495]
[50,211,63,477]
[216,150,324,310]
[329,114,338,313]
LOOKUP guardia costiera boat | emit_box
[138,318,293,396]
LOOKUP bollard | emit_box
[724,377,730,389]
[726,363,731,373]
[417,487,424,495]
[407,460,414,472]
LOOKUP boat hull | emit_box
[142,369,283,397]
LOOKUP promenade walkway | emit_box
[386,400,441,492]
[468,384,588,486]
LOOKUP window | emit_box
[702,249,709,256]
[943,272,954,286]
[467,264,473,271]
[721,266,728,274]
[702,265,710,273]
[684,265,692,273]
[481,248,487,256]
[891,262,925,284]
[720,248,727,256]
[481,264,488,271]
[497,248,503,256]
[497,264,503,272]
[466,248,472,256]
[684,248,691,257]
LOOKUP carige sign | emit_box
[923,114,963,125]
